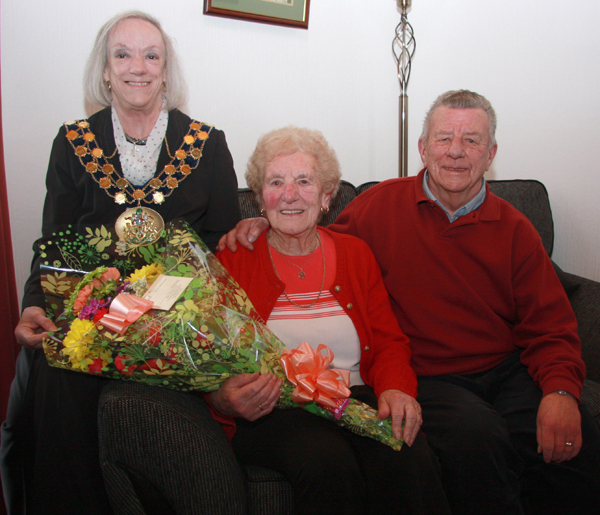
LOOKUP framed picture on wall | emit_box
[204,0,310,29]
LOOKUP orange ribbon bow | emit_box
[280,341,351,408]
[99,293,154,335]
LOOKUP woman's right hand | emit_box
[210,372,282,421]
[14,306,58,350]
[217,217,270,253]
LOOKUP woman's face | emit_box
[103,18,166,117]
[261,152,331,239]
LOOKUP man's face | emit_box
[418,106,497,209]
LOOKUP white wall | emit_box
[3,0,600,305]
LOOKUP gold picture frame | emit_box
[204,0,310,29]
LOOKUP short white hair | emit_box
[420,89,497,148]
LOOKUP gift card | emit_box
[142,275,193,310]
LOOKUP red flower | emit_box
[195,332,213,349]
[137,358,169,371]
[163,347,177,359]
[88,358,104,375]
[93,307,109,324]
[114,355,137,376]
[147,325,161,346]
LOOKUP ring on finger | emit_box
[258,404,264,411]
[565,441,573,447]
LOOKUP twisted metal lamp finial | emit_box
[393,0,416,177]
[393,1,415,95]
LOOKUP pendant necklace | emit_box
[274,239,319,279]
[267,231,326,308]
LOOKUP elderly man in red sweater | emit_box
[219,90,600,514]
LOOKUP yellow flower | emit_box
[128,263,165,284]
[62,318,97,369]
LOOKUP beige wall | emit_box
[3,0,600,305]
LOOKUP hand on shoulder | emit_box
[217,217,270,253]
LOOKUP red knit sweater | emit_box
[331,169,585,399]
[217,228,417,398]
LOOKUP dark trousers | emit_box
[233,385,450,515]
[417,352,600,515]
[1,348,113,515]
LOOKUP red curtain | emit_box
[0,70,20,420]
[0,67,22,514]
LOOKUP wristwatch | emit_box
[554,390,574,398]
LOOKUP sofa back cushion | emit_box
[237,180,358,226]
[487,179,554,256]
[238,178,554,257]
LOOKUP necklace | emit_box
[112,106,167,188]
[273,236,319,279]
[64,117,213,245]
[280,254,311,279]
[124,133,148,146]
[64,118,213,207]
[267,231,326,308]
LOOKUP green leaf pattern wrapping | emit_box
[41,220,403,451]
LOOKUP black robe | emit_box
[1,107,241,514]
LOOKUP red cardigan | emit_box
[217,227,417,399]
[331,169,585,400]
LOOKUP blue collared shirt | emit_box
[422,170,487,223]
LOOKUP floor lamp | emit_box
[392,0,416,177]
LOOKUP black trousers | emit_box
[417,352,600,515]
[233,385,451,515]
[1,348,113,515]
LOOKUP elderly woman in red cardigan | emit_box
[212,126,450,515]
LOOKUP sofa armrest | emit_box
[98,381,246,515]
[557,269,600,383]
[581,379,600,428]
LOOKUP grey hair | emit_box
[419,90,497,147]
[84,10,187,110]
[245,126,342,203]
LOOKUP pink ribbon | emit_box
[99,294,154,335]
[280,341,351,408]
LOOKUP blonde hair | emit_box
[84,10,187,110]
[245,126,341,203]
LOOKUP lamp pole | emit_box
[392,0,416,177]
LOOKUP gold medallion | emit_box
[115,207,164,245]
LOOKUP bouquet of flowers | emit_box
[40,220,403,451]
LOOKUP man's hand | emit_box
[14,306,57,350]
[210,372,282,421]
[378,389,423,446]
[536,391,582,463]
[217,217,270,253]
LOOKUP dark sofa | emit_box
[98,179,600,515]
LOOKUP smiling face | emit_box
[103,18,166,117]
[261,152,331,243]
[418,106,498,213]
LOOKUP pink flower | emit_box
[101,267,121,283]
[91,267,121,289]
[73,285,93,315]
[79,298,104,320]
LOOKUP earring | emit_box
[162,81,167,92]
[260,208,266,217]
[106,81,112,92]
[321,206,330,215]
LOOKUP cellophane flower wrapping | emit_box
[40,220,402,451]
